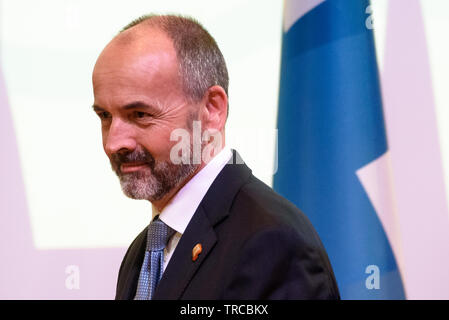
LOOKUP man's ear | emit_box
[201,85,228,131]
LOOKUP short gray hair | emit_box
[121,14,229,115]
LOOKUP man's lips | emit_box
[120,162,149,173]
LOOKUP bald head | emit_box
[120,15,229,108]
[92,24,186,112]
[95,25,179,81]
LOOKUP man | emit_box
[92,14,340,300]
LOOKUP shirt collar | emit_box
[151,146,233,234]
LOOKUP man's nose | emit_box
[104,118,137,155]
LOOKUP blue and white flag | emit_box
[274,0,405,299]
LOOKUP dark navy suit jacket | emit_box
[115,151,340,299]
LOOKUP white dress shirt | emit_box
[151,146,233,271]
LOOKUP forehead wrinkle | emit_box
[96,41,182,92]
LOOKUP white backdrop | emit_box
[1,0,449,292]
[0,0,283,249]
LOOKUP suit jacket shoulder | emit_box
[217,174,340,299]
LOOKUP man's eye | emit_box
[97,111,111,119]
[134,111,152,119]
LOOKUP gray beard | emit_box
[117,160,198,202]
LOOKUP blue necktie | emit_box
[134,217,175,300]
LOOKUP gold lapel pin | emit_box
[192,243,202,262]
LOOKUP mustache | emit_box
[110,148,155,172]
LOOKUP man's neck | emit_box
[150,161,206,213]
[150,144,226,212]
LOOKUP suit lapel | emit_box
[153,150,252,299]
[116,227,147,300]
[153,206,216,299]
